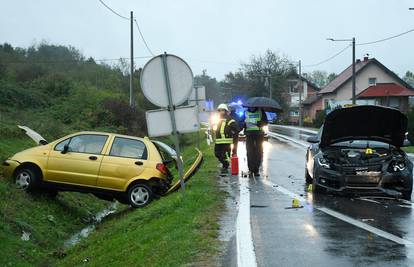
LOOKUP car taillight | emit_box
[156,163,168,175]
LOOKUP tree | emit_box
[221,50,295,113]
[303,70,337,88]
[403,71,414,88]
[194,70,221,107]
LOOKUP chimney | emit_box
[363,53,369,62]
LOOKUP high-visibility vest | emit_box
[245,110,262,131]
[215,118,235,144]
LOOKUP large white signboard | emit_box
[140,55,194,108]
[146,106,200,137]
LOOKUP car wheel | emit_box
[15,167,40,192]
[305,168,312,184]
[127,183,153,208]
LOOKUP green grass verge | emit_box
[402,146,414,154]
[0,137,110,266]
[59,138,224,267]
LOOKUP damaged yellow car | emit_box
[2,126,202,208]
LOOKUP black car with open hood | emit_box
[305,105,413,200]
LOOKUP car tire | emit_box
[127,183,153,208]
[14,167,40,192]
[305,168,312,184]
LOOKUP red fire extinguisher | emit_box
[231,154,239,175]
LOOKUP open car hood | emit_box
[320,105,408,148]
[18,125,48,145]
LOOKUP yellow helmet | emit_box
[217,103,229,111]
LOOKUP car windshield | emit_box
[330,140,391,148]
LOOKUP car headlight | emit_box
[317,157,331,169]
[390,161,406,172]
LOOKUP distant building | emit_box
[286,75,320,124]
[303,56,414,122]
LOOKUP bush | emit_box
[313,110,326,128]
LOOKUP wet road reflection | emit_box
[250,138,414,267]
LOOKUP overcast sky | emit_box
[1,0,413,79]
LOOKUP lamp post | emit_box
[327,37,356,104]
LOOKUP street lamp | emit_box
[327,37,356,104]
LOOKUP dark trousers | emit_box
[215,144,231,169]
[246,133,264,173]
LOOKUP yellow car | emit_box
[2,126,202,208]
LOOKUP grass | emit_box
[0,136,110,266]
[402,146,414,154]
[59,137,224,267]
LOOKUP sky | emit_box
[1,0,413,80]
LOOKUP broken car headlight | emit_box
[390,161,406,172]
[318,157,330,169]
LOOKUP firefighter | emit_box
[244,107,268,176]
[214,104,238,174]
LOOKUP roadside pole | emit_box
[352,37,356,104]
[298,60,303,126]
[161,53,186,193]
[195,86,200,149]
[129,11,134,107]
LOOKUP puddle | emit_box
[64,202,118,248]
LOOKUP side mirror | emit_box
[61,144,69,154]
[307,135,319,144]
[403,139,411,147]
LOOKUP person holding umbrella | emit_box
[243,97,282,176]
[214,104,239,174]
[244,107,268,176]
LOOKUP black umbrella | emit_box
[243,97,283,112]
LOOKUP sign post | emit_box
[161,53,186,193]
[140,53,195,194]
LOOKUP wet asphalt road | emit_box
[241,137,414,267]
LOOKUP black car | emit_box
[305,105,413,200]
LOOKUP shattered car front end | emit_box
[313,144,413,199]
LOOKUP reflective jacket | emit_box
[215,117,237,144]
[245,110,262,131]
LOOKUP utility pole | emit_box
[327,37,356,104]
[351,37,356,104]
[268,70,272,99]
[298,60,303,126]
[129,11,134,107]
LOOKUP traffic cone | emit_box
[231,155,239,175]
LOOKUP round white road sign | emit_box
[140,54,194,108]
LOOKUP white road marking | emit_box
[236,144,257,267]
[236,176,257,267]
[262,179,414,246]
[318,207,414,246]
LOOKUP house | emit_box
[286,75,320,124]
[316,55,414,114]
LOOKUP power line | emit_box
[134,19,155,56]
[302,45,351,68]
[357,27,414,46]
[98,0,129,20]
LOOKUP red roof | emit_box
[357,83,414,98]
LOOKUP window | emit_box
[289,111,299,117]
[368,77,377,86]
[55,138,70,151]
[110,137,147,159]
[59,134,108,154]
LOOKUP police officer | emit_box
[215,104,238,174]
[244,107,268,176]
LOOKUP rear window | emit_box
[152,141,176,162]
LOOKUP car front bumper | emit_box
[314,166,413,197]
[2,160,20,179]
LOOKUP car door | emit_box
[46,134,109,186]
[97,137,148,191]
